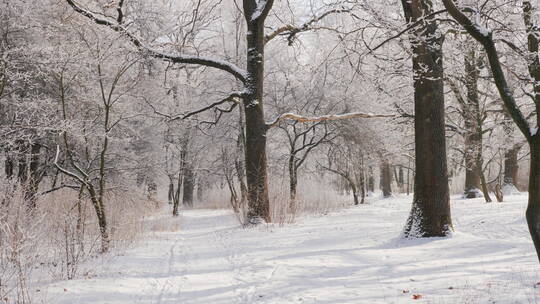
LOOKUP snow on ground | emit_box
[40,194,540,304]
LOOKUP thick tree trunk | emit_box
[503,144,520,191]
[182,166,194,207]
[367,166,375,193]
[463,49,483,199]
[243,17,270,223]
[380,159,392,198]
[463,131,482,198]
[527,141,540,262]
[403,0,452,237]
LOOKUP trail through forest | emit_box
[43,195,540,304]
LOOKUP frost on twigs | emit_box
[266,112,395,129]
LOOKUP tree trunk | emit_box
[503,144,520,192]
[463,49,483,199]
[351,181,359,206]
[167,175,174,205]
[24,143,41,209]
[463,130,482,198]
[527,140,540,262]
[235,127,248,207]
[403,0,452,237]
[243,16,270,223]
[367,166,375,193]
[172,171,182,216]
[182,166,194,207]
[4,150,14,179]
[289,155,298,207]
[196,176,204,202]
[87,186,109,253]
[380,159,392,198]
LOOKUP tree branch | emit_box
[265,9,351,45]
[65,0,248,83]
[442,0,532,140]
[266,111,394,129]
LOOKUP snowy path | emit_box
[43,195,540,303]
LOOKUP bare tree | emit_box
[442,0,540,262]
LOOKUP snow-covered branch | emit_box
[54,144,87,185]
[265,8,351,45]
[266,112,395,129]
[442,0,532,140]
[65,0,248,83]
[176,92,243,121]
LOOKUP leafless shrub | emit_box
[0,186,160,303]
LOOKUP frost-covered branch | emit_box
[265,8,351,45]
[177,92,243,121]
[54,145,87,185]
[65,0,248,83]
[442,0,532,140]
[266,112,394,129]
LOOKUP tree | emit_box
[442,0,540,262]
[402,0,452,237]
[64,0,387,223]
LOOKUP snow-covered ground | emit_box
[39,194,540,304]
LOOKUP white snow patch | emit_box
[38,194,540,303]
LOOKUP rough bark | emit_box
[403,0,452,237]
[380,159,392,198]
[503,144,521,190]
[182,166,194,207]
[528,141,540,261]
[242,1,273,223]
[289,154,298,204]
[367,166,375,193]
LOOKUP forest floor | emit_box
[40,194,540,304]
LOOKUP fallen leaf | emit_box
[402,289,410,294]
[412,294,422,300]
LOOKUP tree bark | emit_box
[172,170,182,216]
[462,49,484,198]
[182,166,194,207]
[24,142,41,209]
[503,144,520,191]
[4,150,14,179]
[167,175,174,205]
[367,166,375,193]
[380,158,392,198]
[528,141,540,261]
[289,155,298,205]
[403,0,452,237]
[243,8,271,223]
[196,176,204,202]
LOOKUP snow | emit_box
[531,127,538,136]
[39,194,540,303]
[475,25,491,37]
[251,0,268,21]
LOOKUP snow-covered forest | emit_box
[1,0,540,303]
